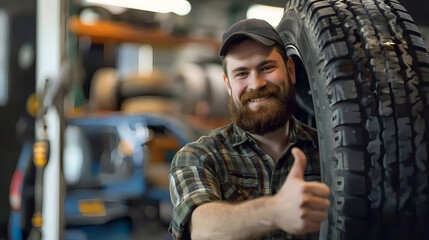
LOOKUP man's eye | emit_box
[235,72,247,78]
[262,66,275,71]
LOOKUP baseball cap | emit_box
[219,18,285,57]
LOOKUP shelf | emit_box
[68,16,221,49]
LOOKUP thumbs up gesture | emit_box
[269,147,331,235]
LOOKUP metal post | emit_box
[36,0,67,239]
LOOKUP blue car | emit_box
[9,113,198,240]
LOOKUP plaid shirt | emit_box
[169,117,321,240]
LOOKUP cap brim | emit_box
[219,32,276,56]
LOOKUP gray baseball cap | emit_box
[219,18,285,57]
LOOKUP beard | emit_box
[229,81,296,135]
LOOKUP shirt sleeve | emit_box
[169,146,222,239]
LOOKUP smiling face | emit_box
[223,39,296,135]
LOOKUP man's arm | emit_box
[190,195,275,240]
[189,148,331,240]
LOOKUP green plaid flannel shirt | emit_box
[169,117,321,240]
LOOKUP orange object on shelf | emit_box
[68,16,220,49]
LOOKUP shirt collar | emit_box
[231,116,317,148]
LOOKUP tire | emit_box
[277,0,429,239]
[89,68,118,111]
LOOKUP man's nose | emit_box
[248,72,267,90]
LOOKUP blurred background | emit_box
[0,0,428,239]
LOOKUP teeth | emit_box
[250,96,269,102]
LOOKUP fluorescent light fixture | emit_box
[246,4,284,27]
[86,0,191,16]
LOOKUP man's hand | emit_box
[269,147,331,235]
[189,147,330,239]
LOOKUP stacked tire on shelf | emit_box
[277,0,429,239]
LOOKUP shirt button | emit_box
[271,189,277,195]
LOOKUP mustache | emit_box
[240,84,280,105]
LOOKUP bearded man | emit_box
[169,19,330,240]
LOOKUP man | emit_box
[169,18,331,240]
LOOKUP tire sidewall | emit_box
[278,9,337,238]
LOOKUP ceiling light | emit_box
[86,0,192,16]
[246,4,284,27]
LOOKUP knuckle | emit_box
[324,186,331,196]
[325,199,331,208]
[300,195,311,206]
[300,209,309,219]
[298,184,309,194]
[321,212,328,220]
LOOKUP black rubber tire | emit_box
[277,0,429,239]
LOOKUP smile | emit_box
[249,96,271,102]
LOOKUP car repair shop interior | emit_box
[1,0,429,239]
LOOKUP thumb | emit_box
[287,147,307,179]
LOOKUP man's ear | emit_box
[286,57,296,84]
[223,74,232,96]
